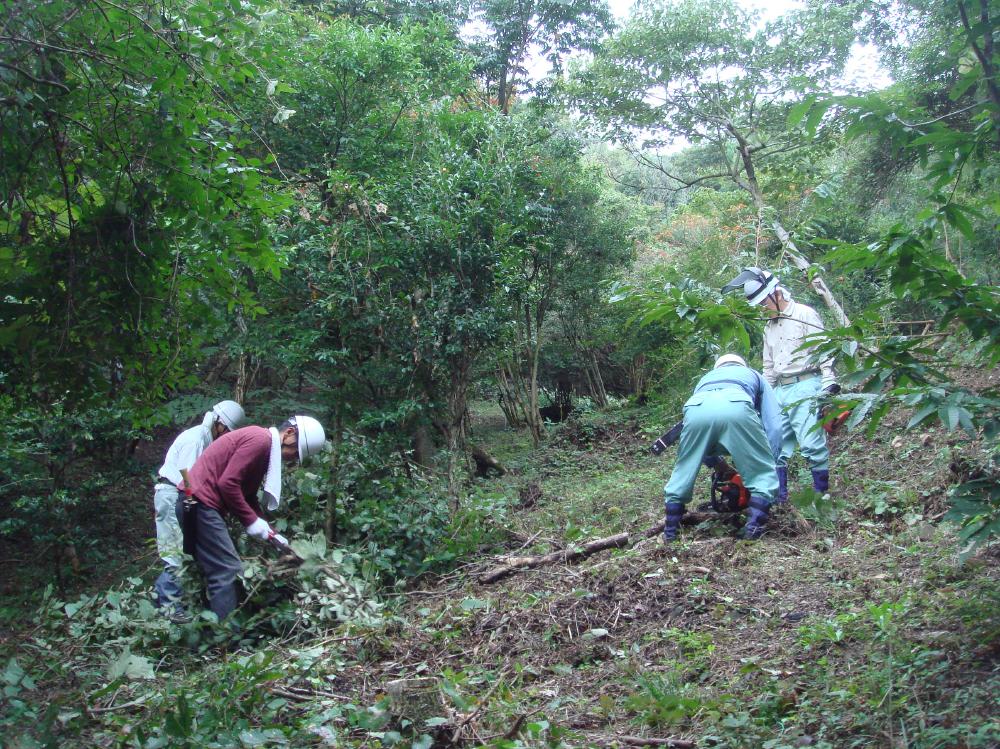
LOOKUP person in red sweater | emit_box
[179,414,325,620]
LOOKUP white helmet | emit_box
[213,400,246,431]
[291,415,326,462]
[714,353,747,368]
[722,267,780,306]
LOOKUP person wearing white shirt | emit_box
[723,268,839,502]
[153,400,245,617]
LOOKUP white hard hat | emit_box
[291,415,326,462]
[714,353,747,368]
[743,267,779,306]
[213,400,246,431]
[721,267,780,306]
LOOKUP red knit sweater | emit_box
[185,426,270,527]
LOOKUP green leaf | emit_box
[906,403,937,429]
[107,649,155,681]
[787,97,815,128]
[804,100,834,135]
[412,735,434,749]
[939,404,960,432]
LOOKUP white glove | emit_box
[272,533,289,548]
[246,517,271,541]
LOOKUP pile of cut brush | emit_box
[241,533,383,631]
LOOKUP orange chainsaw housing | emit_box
[711,471,751,513]
[823,408,851,434]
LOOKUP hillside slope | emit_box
[2,371,998,749]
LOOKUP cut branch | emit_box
[479,515,718,584]
[578,731,697,747]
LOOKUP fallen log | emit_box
[479,513,717,584]
[618,736,696,748]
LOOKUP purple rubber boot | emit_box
[812,469,830,494]
[663,502,686,542]
[739,497,770,540]
[776,466,789,504]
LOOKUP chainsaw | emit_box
[709,469,751,513]
[649,430,752,513]
[819,402,851,434]
[818,385,851,435]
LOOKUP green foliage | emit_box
[287,429,509,582]
[788,9,1000,554]
[575,0,856,165]
[0,398,143,578]
[857,479,924,526]
[946,464,1000,559]
[1,0,287,405]
[610,275,758,370]
[243,534,384,632]
[790,487,844,529]
[469,0,613,112]
[124,652,288,748]
[624,672,703,727]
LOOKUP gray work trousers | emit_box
[176,496,243,621]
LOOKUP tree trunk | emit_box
[524,338,544,446]
[496,362,525,427]
[728,121,851,328]
[771,219,851,327]
[588,352,609,408]
[442,364,472,508]
[497,62,510,114]
[412,423,434,466]
[203,354,232,386]
[630,353,647,399]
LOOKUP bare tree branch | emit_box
[0,60,70,92]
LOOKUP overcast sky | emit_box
[519,0,889,100]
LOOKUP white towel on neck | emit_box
[262,427,282,511]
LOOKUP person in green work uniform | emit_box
[663,354,784,542]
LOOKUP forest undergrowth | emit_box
[2,370,999,749]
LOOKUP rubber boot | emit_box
[811,469,829,494]
[663,502,686,543]
[775,466,789,505]
[739,497,770,540]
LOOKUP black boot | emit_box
[812,469,829,494]
[739,497,770,540]
[663,502,686,543]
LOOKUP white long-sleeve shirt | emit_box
[157,424,212,485]
[762,299,836,387]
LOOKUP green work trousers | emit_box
[664,392,778,507]
[775,376,829,472]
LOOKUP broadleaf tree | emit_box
[573,0,861,323]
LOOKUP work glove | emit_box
[246,517,274,541]
[247,517,291,550]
